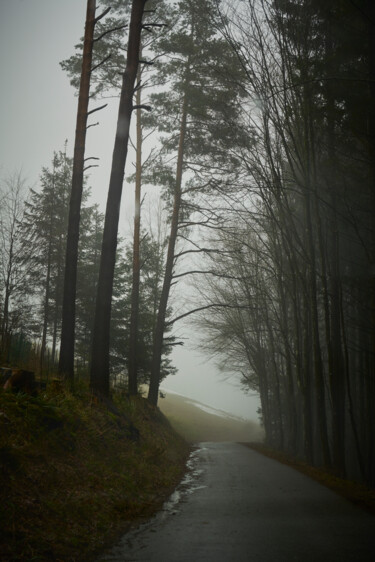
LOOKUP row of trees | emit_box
[3,0,237,402]
[58,0,244,403]
[0,152,174,386]
[193,0,375,486]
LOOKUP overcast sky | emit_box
[0,0,260,421]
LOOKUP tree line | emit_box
[0,151,174,386]
[193,0,375,486]
[1,0,238,401]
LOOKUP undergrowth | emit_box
[0,384,190,561]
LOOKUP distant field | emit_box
[157,390,264,443]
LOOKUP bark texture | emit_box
[59,0,96,382]
[90,0,147,397]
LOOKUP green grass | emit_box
[0,385,190,561]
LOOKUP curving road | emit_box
[99,442,375,561]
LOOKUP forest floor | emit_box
[246,443,375,516]
[0,384,190,562]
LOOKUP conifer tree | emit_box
[146,0,246,405]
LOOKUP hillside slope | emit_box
[0,387,189,561]
[157,390,264,443]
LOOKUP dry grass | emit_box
[0,386,190,561]
[158,391,264,443]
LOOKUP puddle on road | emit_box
[98,446,207,561]
[160,445,207,518]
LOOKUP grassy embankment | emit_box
[157,390,264,443]
[246,443,375,515]
[0,384,190,561]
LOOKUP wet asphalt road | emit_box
[98,442,375,561]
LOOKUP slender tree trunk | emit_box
[277,272,297,454]
[148,94,188,406]
[304,187,331,467]
[323,11,346,477]
[128,65,143,395]
[40,236,52,374]
[302,80,331,468]
[52,237,64,368]
[366,0,375,487]
[90,0,147,398]
[59,0,96,382]
[1,255,12,358]
[301,290,314,464]
[340,286,366,481]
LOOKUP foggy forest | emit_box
[1,0,375,531]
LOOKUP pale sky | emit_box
[0,0,260,421]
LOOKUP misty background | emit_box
[0,0,260,421]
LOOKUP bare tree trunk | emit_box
[304,186,331,468]
[301,78,332,468]
[277,272,297,454]
[90,0,147,398]
[323,11,346,478]
[148,94,188,406]
[128,65,142,395]
[40,235,52,375]
[59,0,96,383]
[301,293,315,465]
[1,243,13,359]
[366,0,375,487]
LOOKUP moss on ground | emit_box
[246,443,375,515]
[0,385,190,561]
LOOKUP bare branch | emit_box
[87,103,108,115]
[142,23,168,33]
[94,24,127,43]
[94,6,112,24]
[174,247,223,259]
[94,6,111,24]
[83,164,99,171]
[91,54,112,73]
[132,104,152,112]
[172,269,246,281]
[166,303,253,326]
[163,340,184,347]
